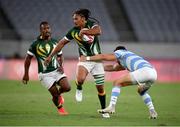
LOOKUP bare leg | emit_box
[75,65,88,102]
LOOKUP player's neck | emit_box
[80,23,86,29]
[41,36,51,41]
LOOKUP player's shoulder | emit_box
[30,38,39,46]
[32,36,42,43]
[114,49,125,54]
[114,50,130,57]
[72,26,79,31]
[86,20,97,28]
[66,27,78,34]
[87,20,95,25]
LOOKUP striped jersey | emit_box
[27,37,62,73]
[114,50,153,72]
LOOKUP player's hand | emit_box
[79,55,86,62]
[44,56,51,66]
[22,74,29,84]
[79,28,88,37]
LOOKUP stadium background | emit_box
[0,0,179,82]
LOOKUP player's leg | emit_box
[54,70,71,102]
[94,76,110,118]
[39,73,61,108]
[48,82,68,115]
[56,77,71,115]
[48,83,62,108]
[38,71,69,115]
[56,77,71,105]
[98,73,133,114]
[93,74,106,109]
[57,77,71,94]
[92,63,110,118]
[75,64,89,102]
[50,70,71,115]
[134,67,158,119]
[138,85,158,119]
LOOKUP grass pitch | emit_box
[0,80,180,126]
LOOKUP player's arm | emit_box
[104,63,125,72]
[57,53,64,74]
[79,25,101,36]
[44,38,69,66]
[51,38,69,58]
[86,54,117,61]
[22,54,33,84]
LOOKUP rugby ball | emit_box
[82,34,94,44]
[81,28,94,44]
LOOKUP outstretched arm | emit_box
[51,38,69,58]
[44,38,69,66]
[104,63,125,72]
[87,54,117,61]
[57,54,64,74]
[22,54,33,84]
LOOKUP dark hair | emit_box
[73,8,100,24]
[114,46,127,52]
[40,21,49,28]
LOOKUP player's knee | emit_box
[51,92,59,98]
[137,86,147,96]
[62,84,71,92]
[113,80,118,86]
[76,79,84,85]
[49,85,59,97]
[137,87,142,95]
[113,80,122,87]
[96,85,104,93]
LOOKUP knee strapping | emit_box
[94,74,105,85]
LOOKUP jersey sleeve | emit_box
[57,50,62,55]
[64,29,74,41]
[53,39,63,56]
[27,42,36,56]
[88,20,98,29]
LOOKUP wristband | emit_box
[86,56,90,61]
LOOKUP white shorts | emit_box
[77,61,105,75]
[38,69,66,89]
[130,67,157,88]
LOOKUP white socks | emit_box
[109,86,121,107]
[141,93,155,110]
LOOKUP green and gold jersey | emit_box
[64,20,101,56]
[27,37,62,73]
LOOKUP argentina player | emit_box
[80,45,158,119]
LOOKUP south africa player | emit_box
[22,21,71,115]
[45,9,110,118]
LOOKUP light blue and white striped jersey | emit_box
[114,50,153,72]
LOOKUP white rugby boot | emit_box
[149,109,158,119]
[98,106,115,114]
[102,113,110,118]
[75,89,83,102]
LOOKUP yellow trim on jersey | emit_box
[75,33,82,41]
[36,44,46,57]
[71,31,83,46]
[39,45,46,54]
